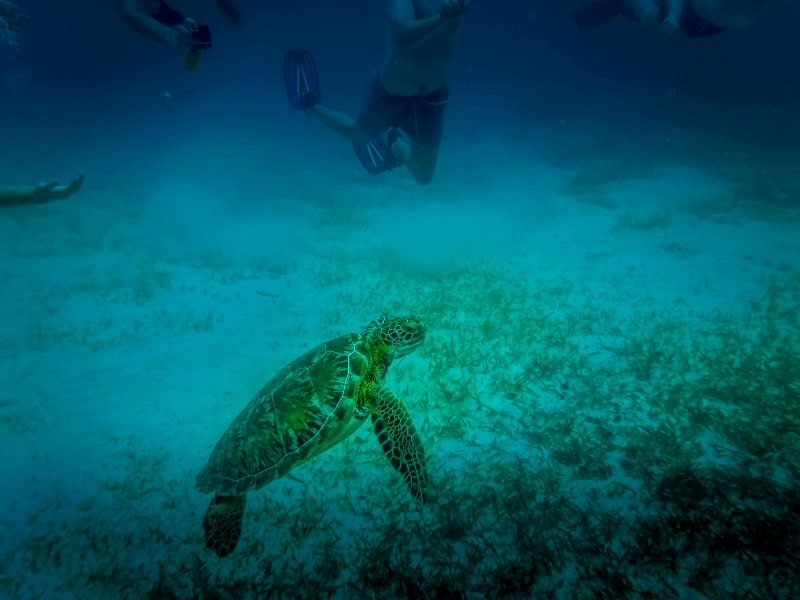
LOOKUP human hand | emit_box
[32,181,58,199]
[62,174,85,196]
[171,20,196,50]
[660,16,679,34]
[441,0,477,18]
[632,0,659,23]
[172,18,211,51]
[33,174,84,201]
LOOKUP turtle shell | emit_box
[196,332,371,495]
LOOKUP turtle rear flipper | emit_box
[203,494,247,557]
[371,389,428,504]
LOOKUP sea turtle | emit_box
[196,314,429,557]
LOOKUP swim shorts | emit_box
[357,76,450,147]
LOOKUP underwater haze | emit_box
[2,0,800,597]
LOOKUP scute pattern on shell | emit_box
[196,333,369,495]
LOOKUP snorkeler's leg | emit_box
[308,104,371,144]
[392,135,439,186]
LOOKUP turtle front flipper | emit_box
[371,388,428,504]
[202,493,247,557]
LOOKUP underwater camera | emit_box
[186,24,211,72]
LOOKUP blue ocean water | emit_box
[1,0,799,597]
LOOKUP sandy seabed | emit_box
[1,123,799,598]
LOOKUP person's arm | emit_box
[386,0,474,47]
[40,174,84,201]
[0,174,84,208]
[662,0,686,32]
[624,0,659,22]
[0,185,36,207]
[114,0,189,48]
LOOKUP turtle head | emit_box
[365,314,427,359]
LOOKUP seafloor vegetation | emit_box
[2,242,799,598]
[2,134,799,597]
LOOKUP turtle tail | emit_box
[202,493,246,557]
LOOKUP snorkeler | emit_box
[284,0,478,185]
[573,0,796,36]
[114,1,240,69]
[0,175,85,209]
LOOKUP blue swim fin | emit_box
[283,50,321,111]
[352,128,402,175]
